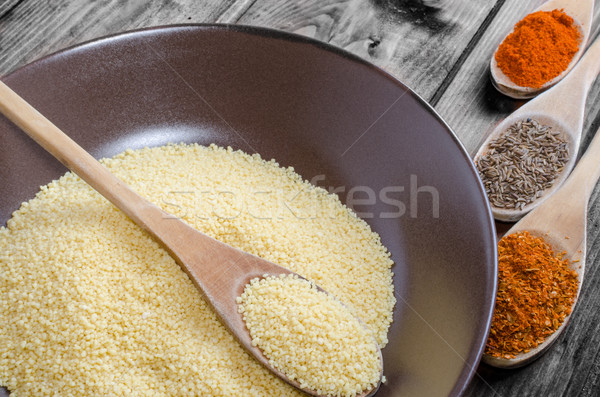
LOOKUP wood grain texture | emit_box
[0,0,22,19]
[0,0,238,76]
[233,0,499,100]
[216,0,257,23]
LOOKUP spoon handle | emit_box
[0,77,295,325]
[539,0,595,38]
[576,36,600,90]
[0,81,169,232]
[0,81,232,286]
[0,81,385,397]
[558,35,600,98]
[534,36,600,132]
[563,124,600,202]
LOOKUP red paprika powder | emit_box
[495,9,581,88]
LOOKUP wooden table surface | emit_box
[1,1,600,396]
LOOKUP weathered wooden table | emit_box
[1,1,599,396]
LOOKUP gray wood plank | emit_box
[233,0,500,101]
[0,0,241,76]
[0,0,22,19]
[216,0,257,23]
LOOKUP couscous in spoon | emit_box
[476,35,600,222]
[483,123,600,368]
[490,0,594,99]
[0,80,382,397]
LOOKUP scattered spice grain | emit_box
[495,9,581,88]
[485,231,578,359]
[477,118,569,211]
[238,274,381,397]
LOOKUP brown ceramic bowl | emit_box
[0,25,496,396]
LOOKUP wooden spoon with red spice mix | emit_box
[490,0,593,99]
[483,123,600,368]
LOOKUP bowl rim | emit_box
[1,23,498,396]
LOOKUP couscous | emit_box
[238,274,381,397]
[0,144,395,396]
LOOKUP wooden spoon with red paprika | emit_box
[490,0,593,99]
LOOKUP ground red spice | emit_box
[485,231,579,359]
[495,9,581,88]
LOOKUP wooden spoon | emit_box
[490,0,594,99]
[0,81,382,397]
[475,35,600,222]
[483,122,600,369]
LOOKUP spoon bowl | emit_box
[476,36,600,222]
[483,227,584,368]
[0,81,382,397]
[482,124,600,368]
[490,0,594,99]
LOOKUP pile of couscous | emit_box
[238,274,381,397]
[0,143,395,396]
